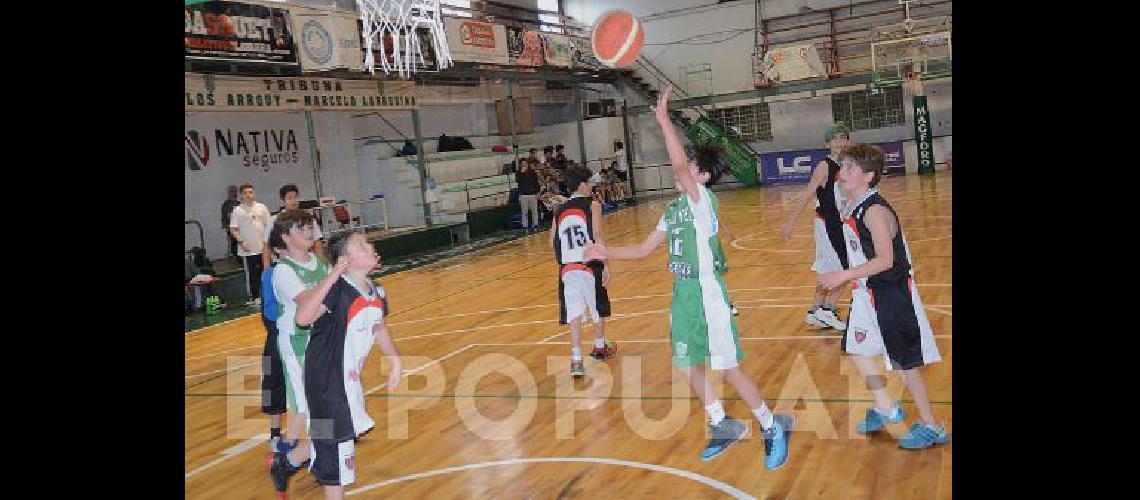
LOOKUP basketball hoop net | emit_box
[357,0,453,78]
[903,70,924,98]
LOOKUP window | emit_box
[537,0,562,33]
[831,87,905,131]
[707,103,772,142]
[442,0,472,18]
[539,14,562,33]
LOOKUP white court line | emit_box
[737,303,951,310]
[389,292,674,327]
[388,303,556,327]
[387,285,957,328]
[927,307,953,317]
[736,224,953,242]
[472,335,953,346]
[185,344,261,361]
[345,457,756,499]
[908,235,953,243]
[186,287,953,363]
[395,309,668,342]
[185,314,256,337]
[538,329,569,343]
[184,433,269,480]
[365,344,475,395]
[185,361,257,379]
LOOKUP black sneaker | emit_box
[269,450,304,498]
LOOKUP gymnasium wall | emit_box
[629,78,951,173]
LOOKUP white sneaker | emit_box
[804,309,827,328]
[814,308,846,330]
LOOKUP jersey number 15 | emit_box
[563,225,588,249]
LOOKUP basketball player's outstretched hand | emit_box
[386,362,402,392]
[651,86,672,123]
[818,271,847,290]
[332,258,351,276]
[584,243,606,261]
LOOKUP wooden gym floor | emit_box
[186,171,951,499]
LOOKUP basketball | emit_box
[590,10,645,69]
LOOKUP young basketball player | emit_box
[265,210,330,496]
[780,124,851,331]
[818,144,947,449]
[270,231,402,499]
[260,246,286,452]
[584,87,792,469]
[550,165,616,377]
[264,184,325,270]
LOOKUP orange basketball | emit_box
[590,10,645,69]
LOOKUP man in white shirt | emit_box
[612,142,629,173]
[263,184,324,270]
[229,183,271,306]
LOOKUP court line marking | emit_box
[185,291,954,364]
[474,335,952,345]
[185,315,255,337]
[737,304,951,309]
[186,344,261,362]
[184,433,267,480]
[394,309,668,342]
[387,284,951,328]
[538,329,570,343]
[364,344,476,395]
[185,333,955,392]
[732,226,952,251]
[909,235,953,243]
[736,223,952,241]
[927,307,953,317]
[185,361,257,379]
[345,457,756,499]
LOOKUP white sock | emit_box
[594,338,606,349]
[874,402,898,417]
[705,401,726,425]
[571,347,582,361]
[286,451,303,468]
[752,403,775,430]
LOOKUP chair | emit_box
[331,205,361,230]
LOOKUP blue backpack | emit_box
[261,262,280,321]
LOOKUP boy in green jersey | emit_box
[584,87,792,470]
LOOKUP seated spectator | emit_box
[590,168,609,203]
[185,255,222,314]
[608,162,630,201]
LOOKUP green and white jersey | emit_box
[273,253,332,338]
[656,185,742,370]
[656,184,727,279]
